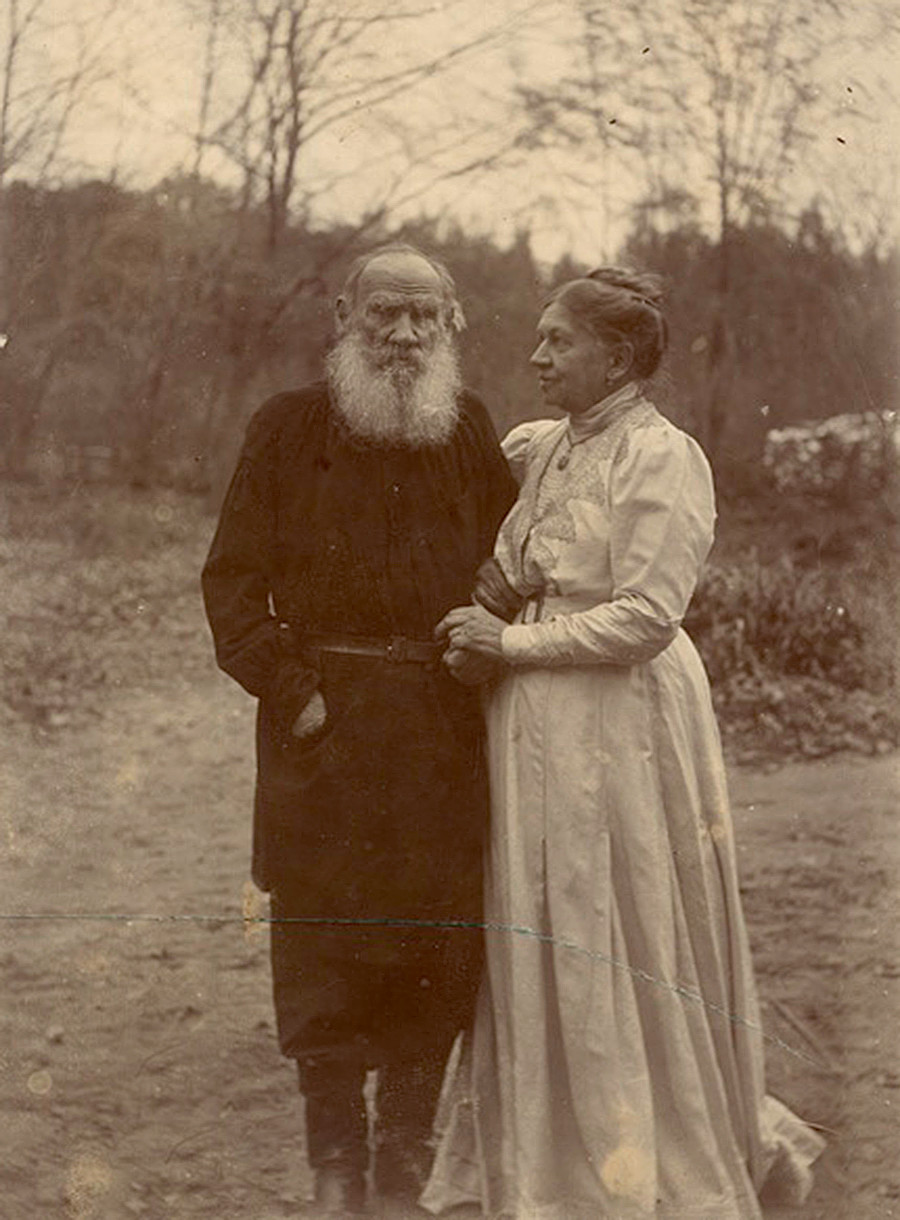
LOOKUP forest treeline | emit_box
[0,174,897,497]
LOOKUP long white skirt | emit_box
[422,632,824,1219]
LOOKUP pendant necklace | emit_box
[555,429,592,470]
[555,384,637,469]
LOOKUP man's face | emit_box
[343,253,448,374]
[328,251,461,446]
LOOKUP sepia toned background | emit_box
[1,1,898,1216]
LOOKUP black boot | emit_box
[313,1161,367,1214]
[373,1135,432,1202]
[299,1053,369,1213]
[374,1057,444,1203]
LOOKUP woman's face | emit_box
[530,301,620,416]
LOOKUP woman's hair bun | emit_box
[546,263,669,377]
[586,266,664,310]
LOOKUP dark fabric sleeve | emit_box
[201,401,319,735]
[461,391,519,557]
[473,557,524,622]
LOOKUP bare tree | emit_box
[1,0,120,336]
[195,0,545,254]
[2,0,548,484]
[189,0,223,186]
[509,0,897,456]
[0,0,128,476]
[0,0,121,191]
[156,0,548,490]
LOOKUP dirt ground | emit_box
[1,502,898,1220]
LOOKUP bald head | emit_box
[336,243,464,334]
[356,250,444,298]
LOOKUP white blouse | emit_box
[495,384,716,667]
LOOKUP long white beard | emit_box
[325,330,461,447]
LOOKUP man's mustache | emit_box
[371,344,426,369]
[326,328,460,447]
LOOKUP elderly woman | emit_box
[424,269,824,1219]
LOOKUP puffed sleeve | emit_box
[501,418,557,486]
[501,426,716,666]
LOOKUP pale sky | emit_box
[7,0,899,261]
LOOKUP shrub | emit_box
[687,556,869,689]
[687,552,898,760]
[712,673,897,762]
[763,410,899,500]
[1,482,213,730]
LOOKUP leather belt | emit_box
[302,631,443,665]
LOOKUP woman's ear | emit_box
[609,341,635,381]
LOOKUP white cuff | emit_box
[501,623,540,663]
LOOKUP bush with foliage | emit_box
[686,552,898,761]
[763,411,899,499]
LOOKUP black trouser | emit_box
[270,891,481,1173]
[298,1035,451,1177]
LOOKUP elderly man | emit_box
[202,244,515,1214]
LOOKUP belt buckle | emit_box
[385,636,408,663]
[524,593,545,624]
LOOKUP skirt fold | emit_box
[422,636,824,1218]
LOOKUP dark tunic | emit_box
[202,382,516,936]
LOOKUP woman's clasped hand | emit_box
[436,604,506,686]
[421,265,825,1220]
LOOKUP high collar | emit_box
[567,381,641,442]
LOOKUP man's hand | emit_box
[443,646,503,686]
[292,690,327,738]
